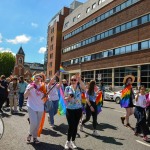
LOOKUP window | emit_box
[141,41,149,50]
[132,43,138,52]
[104,31,108,38]
[50,45,53,51]
[96,34,101,40]
[103,51,108,57]
[126,45,132,53]
[64,22,69,28]
[73,17,76,22]
[116,5,121,12]
[109,9,113,15]
[126,22,132,29]
[116,26,121,33]
[51,28,54,33]
[108,50,113,57]
[50,62,52,67]
[121,24,126,31]
[141,15,148,24]
[108,29,113,36]
[92,3,96,9]
[77,14,81,19]
[132,19,138,27]
[98,0,102,5]
[105,12,109,18]
[120,3,126,10]
[51,36,54,42]
[86,7,90,13]
[126,0,132,7]
[50,54,53,59]
[91,54,96,60]
[91,37,95,42]
[96,53,100,59]
[101,33,104,39]
[115,48,120,55]
[120,47,126,54]
[101,14,105,20]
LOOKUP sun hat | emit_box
[123,75,135,84]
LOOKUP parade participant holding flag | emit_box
[64,73,86,150]
[120,75,135,128]
[79,80,101,136]
[24,74,45,144]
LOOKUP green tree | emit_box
[0,52,15,77]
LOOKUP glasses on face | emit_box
[71,79,77,82]
[35,77,42,80]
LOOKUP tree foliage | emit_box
[0,52,15,77]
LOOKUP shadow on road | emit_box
[29,142,64,150]
[82,130,124,145]
[1,112,11,118]
[53,123,68,135]
[42,128,62,137]
[102,106,115,109]
[13,112,26,116]
[84,122,118,131]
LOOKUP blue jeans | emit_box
[48,100,59,125]
[19,93,24,108]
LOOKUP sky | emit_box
[0,0,86,64]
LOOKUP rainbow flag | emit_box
[120,85,131,108]
[81,92,86,113]
[60,65,65,73]
[58,88,66,115]
[96,91,103,114]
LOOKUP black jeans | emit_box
[134,106,149,136]
[146,106,150,127]
[0,95,6,111]
[66,108,82,141]
[82,101,97,130]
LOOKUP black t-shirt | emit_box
[0,80,8,95]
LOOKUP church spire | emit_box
[17,46,25,55]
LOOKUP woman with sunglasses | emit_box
[64,73,86,150]
[24,74,45,144]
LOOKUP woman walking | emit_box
[120,75,135,128]
[79,80,100,136]
[24,74,45,143]
[64,74,86,149]
[134,85,149,141]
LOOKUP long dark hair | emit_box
[88,80,96,96]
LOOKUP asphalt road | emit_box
[0,100,150,150]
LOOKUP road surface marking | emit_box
[114,110,125,114]
[136,140,150,147]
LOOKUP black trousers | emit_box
[82,101,97,130]
[0,95,6,110]
[134,106,149,136]
[66,108,82,141]
[146,106,150,127]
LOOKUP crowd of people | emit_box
[0,73,150,149]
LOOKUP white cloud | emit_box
[0,33,2,43]
[0,47,15,56]
[38,47,46,54]
[31,22,38,28]
[39,37,45,42]
[6,34,31,44]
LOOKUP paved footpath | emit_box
[0,101,150,150]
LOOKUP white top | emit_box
[47,85,59,101]
[26,84,44,112]
[135,94,147,108]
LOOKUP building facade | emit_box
[61,0,150,88]
[45,7,70,77]
[13,47,44,80]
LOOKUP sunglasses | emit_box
[71,79,77,82]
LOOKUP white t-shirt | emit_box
[26,84,44,112]
[135,94,146,108]
[47,85,59,101]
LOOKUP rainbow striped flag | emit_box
[120,85,132,108]
[58,88,66,115]
[81,92,86,113]
[60,65,65,73]
[96,91,103,114]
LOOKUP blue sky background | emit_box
[0,0,86,64]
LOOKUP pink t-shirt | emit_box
[26,84,44,112]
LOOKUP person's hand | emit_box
[90,106,95,112]
[68,95,74,101]
[76,73,81,82]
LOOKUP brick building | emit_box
[61,0,150,88]
[13,47,44,80]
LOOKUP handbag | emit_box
[44,100,52,113]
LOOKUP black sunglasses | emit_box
[71,79,77,82]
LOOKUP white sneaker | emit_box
[79,123,83,132]
[64,141,70,149]
[92,130,100,136]
[70,141,77,149]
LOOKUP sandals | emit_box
[27,134,32,143]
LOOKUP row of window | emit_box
[62,12,150,53]
[62,39,150,67]
[63,0,139,40]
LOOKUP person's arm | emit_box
[86,93,94,112]
[135,92,139,102]
[24,85,34,99]
[76,73,86,91]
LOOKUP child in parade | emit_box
[120,75,135,128]
[24,74,45,144]
[64,73,86,149]
[79,80,100,136]
[134,85,149,141]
